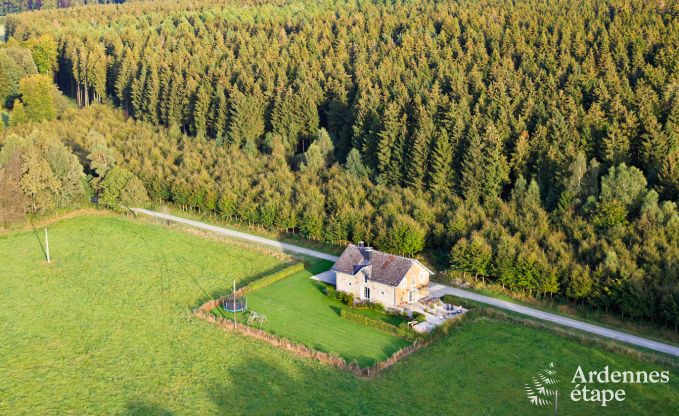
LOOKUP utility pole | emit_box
[45,228,51,264]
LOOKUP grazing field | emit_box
[0,214,677,415]
[242,262,410,367]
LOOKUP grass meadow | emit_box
[1,214,677,415]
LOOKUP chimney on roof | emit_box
[358,241,365,248]
[365,246,374,263]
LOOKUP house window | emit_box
[364,287,371,300]
[380,290,385,295]
[363,275,368,283]
[348,282,351,286]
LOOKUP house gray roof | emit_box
[331,244,432,287]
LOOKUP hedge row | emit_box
[241,262,305,294]
[340,308,420,341]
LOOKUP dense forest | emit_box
[1,0,678,327]
[1,0,125,16]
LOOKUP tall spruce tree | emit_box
[427,128,453,194]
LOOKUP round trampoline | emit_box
[223,295,248,312]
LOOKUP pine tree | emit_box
[192,85,210,139]
[141,66,160,125]
[427,128,453,194]
[480,123,509,201]
[129,65,147,118]
[459,125,485,201]
[228,86,264,149]
[345,148,370,178]
[656,151,678,202]
[406,103,435,190]
[377,103,406,184]
[208,86,228,142]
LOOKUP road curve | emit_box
[133,208,679,357]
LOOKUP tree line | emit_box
[1,0,126,16]
[1,0,678,327]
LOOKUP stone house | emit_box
[331,242,433,309]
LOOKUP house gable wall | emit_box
[335,271,397,308]
[335,271,360,298]
[395,263,430,306]
[334,261,431,309]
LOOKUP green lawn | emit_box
[1,214,677,415]
[242,262,410,367]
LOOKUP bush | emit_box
[387,309,409,319]
[412,311,426,322]
[337,291,354,305]
[97,167,149,211]
[397,322,418,339]
[353,300,385,313]
[324,285,354,305]
[367,301,385,313]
